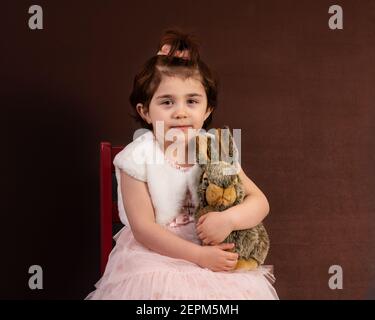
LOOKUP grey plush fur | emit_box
[194,128,270,266]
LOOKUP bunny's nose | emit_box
[217,198,224,206]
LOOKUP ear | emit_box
[221,126,233,163]
[136,103,152,125]
[207,132,221,163]
[218,126,235,164]
[195,134,209,166]
[207,129,220,163]
[204,106,213,121]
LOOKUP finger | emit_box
[197,230,204,237]
[226,259,238,268]
[204,238,212,245]
[198,214,208,225]
[227,254,238,261]
[211,238,220,245]
[226,251,239,259]
[229,258,238,266]
[205,238,213,245]
[219,243,235,250]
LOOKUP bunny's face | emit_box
[199,162,242,211]
[205,182,237,208]
[196,128,245,211]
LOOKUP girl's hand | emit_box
[196,243,239,272]
[196,211,233,245]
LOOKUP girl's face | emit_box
[137,75,212,144]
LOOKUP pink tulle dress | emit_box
[85,158,279,300]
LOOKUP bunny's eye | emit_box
[202,172,208,182]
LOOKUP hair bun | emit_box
[157,28,201,63]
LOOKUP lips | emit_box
[170,125,193,130]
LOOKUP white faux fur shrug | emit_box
[113,130,204,229]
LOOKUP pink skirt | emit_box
[85,218,279,300]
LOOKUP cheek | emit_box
[192,109,209,126]
[149,107,171,122]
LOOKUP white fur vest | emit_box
[113,130,204,228]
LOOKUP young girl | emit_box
[86,29,279,300]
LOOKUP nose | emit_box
[172,103,188,119]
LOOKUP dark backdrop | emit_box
[2,0,374,299]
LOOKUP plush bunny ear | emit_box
[195,133,210,166]
[195,128,237,165]
[218,125,235,164]
[207,131,219,163]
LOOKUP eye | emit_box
[202,172,209,183]
[161,100,173,106]
[187,99,198,104]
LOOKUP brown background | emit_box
[2,0,374,299]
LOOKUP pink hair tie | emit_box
[157,44,190,60]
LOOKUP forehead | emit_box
[155,74,205,96]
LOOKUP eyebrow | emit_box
[155,93,203,99]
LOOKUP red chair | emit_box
[100,142,124,274]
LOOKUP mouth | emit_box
[170,125,194,130]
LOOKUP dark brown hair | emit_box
[129,28,219,130]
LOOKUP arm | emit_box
[120,170,202,264]
[222,166,270,231]
[196,165,270,244]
